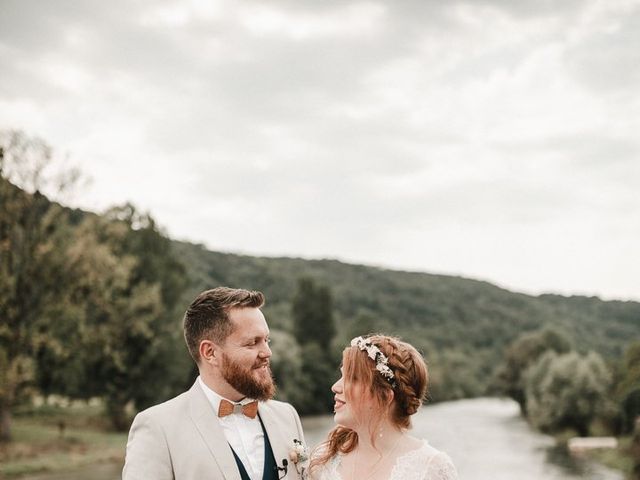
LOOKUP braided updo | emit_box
[357,334,428,426]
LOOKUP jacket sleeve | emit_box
[122,410,174,480]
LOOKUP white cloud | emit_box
[239,2,385,40]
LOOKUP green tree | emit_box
[298,342,338,415]
[291,277,335,349]
[616,342,640,433]
[0,131,78,441]
[524,351,612,436]
[338,312,382,346]
[268,329,309,408]
[29,203,188,430]
[430,349,485,401]
[291,277,337,413]
[70,207,188,429]
[631,418,640,480]
[495,327,572,414]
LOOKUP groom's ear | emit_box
[199,339,220,366]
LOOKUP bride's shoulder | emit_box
[398,440,458,480]
[308,444,341,480]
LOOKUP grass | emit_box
[0,404,127,478]
[552,429,637,479]
[588,436,635,478]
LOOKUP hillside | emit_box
[172,240,640,399]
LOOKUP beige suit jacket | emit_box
[122,381,306,480]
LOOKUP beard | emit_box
[221,352,275,401]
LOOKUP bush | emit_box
[524,351,612,436]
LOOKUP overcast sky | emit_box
[1,0,639,301]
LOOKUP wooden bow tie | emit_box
[218,399,259,419]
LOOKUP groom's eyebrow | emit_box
[242,333,269,343]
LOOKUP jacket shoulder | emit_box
[134,389,191,424]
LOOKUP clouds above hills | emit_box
[1,0,639,299]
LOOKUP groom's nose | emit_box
[259,342,272,359]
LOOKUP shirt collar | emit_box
[197,376,256,413]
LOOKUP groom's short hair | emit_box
[183,287,265,363]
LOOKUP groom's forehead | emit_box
[227,306,266,324]
[231,324,270,338]
[227,310,269,337]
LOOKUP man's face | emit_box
[219,307,274,401]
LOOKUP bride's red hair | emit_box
[309,334,428,473]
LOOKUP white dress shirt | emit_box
[198,377,265,480]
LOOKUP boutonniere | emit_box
[288,438,309,477]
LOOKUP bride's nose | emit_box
[331,376,344,393]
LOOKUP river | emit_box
[20,398,624,480]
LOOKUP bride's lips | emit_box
[334,396,346,411]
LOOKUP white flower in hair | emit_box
[366,345,377,360]
[350,336,397,387]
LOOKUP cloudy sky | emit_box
[1,0,639,301]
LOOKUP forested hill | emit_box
[172,240,640,399]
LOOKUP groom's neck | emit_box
[200,370,244,402]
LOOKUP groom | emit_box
[123,287,306,480]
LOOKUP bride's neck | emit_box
[355,421,404,454]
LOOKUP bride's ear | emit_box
[383,389,395,406]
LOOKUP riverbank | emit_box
[578,436,635,478]
[551,429,635,478]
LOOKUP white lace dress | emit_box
[313,440,458,480]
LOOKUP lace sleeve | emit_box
[390,444,458,480]
[308,448,340,480]
[425,452,458,480]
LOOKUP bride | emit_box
[309,335,458,480]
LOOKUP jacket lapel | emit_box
[188,381,242,480]
[258,402,293,478]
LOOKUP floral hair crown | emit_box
[350,336,397,388]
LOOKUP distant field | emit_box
[0,405,126,478]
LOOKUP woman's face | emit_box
[331,365,376,430]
